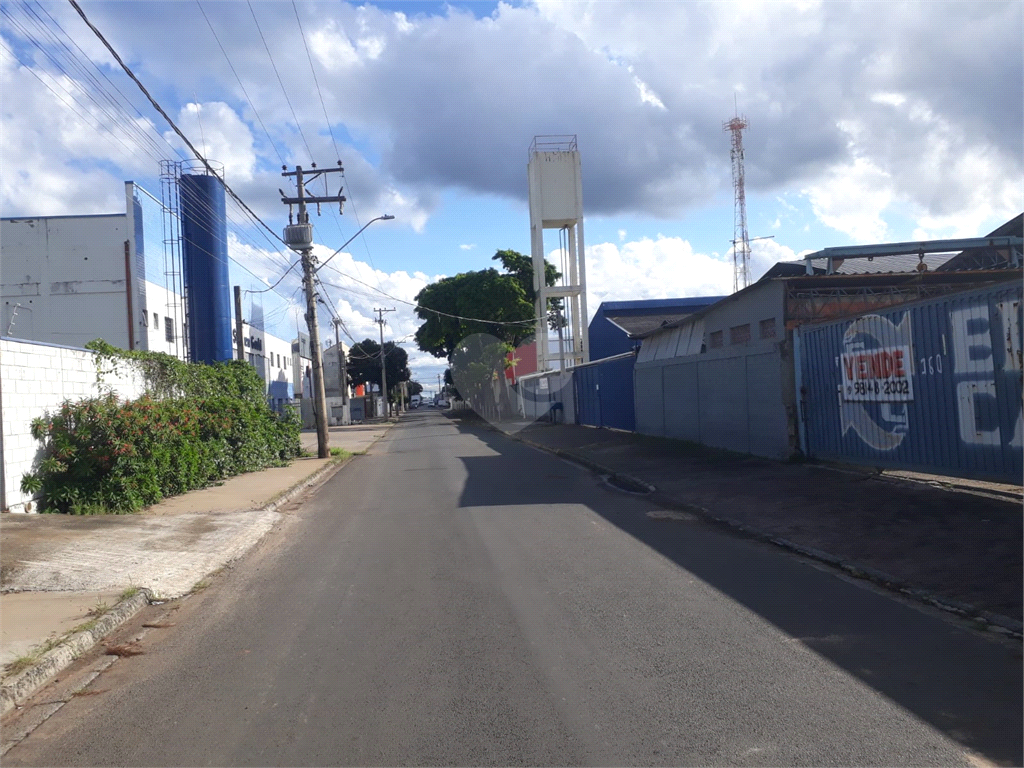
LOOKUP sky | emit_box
[1,0,1021,391]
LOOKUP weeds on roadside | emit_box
[2,637,62,676]
[118,586,140,601]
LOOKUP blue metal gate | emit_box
[573,354,636,431]
[797,281,1022,484]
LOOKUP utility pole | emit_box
[437,372,442,401]
[233,285,245,361]
[375,308,395,417]
[333,317,347,406]
[281,163,346,459]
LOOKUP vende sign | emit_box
[841,345,913,402]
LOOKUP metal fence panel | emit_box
[697,355,749,453]
[574,365,601,426]
[662,361,700,443]
[746,351,792,458]
[598,356,636,431]
[799,282,1022,483]
[634,366,665,436]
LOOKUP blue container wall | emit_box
[799,282,1023,484]
[574,356,636,431]
[180,174,233,364]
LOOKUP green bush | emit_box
[20,347,302,514]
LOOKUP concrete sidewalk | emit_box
[0,420,392,713]
[467,415,1023,636]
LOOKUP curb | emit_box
[0,453,361,717]
[510,433,1023,641]
[261,455,350,514]
[1,590,152,715]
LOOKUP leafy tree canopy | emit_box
[414,249,560,359]
[347,338,410,396]
[492,249,560,307]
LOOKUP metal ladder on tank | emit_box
[159,160,189,361]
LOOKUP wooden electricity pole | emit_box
[375,307,395,417]
[281,163,346,458]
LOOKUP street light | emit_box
[315,215,395,274]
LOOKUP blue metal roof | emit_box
[595,296,723,315]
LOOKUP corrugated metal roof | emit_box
[834,252,952,274]
[605,312,698,337]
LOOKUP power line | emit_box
[8,2,173,164]
[318,269,545,328]
[67,0,287,249]
[245,259,302,295]
[0,12,166,168]
[197,0,285,167]
[10,1,296,293]
[291,0,339,161]
[246,0,313,163]
[285,1,384,289]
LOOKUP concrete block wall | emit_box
[1,337,146,513]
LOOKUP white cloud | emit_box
[632,76,666,110]
[309,240,444,371]
[870,92,907,107]
[581,236,734,314]
[578,234,806,315]
[2,0,1020,291]
[802,156,894,243]
[0,47,156,216]
[460,243,476,250]
[167,102,257,181]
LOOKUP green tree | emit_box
[491,248,560,307]
[414,249,560,359]
[346,338,410,397]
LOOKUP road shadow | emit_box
[450,419,1024,766]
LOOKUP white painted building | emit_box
[234,320,296,411]
[2,177,308,397]
[1,182,188,359]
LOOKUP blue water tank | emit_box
[180,174,233,364]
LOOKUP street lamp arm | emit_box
[315,215,395,273]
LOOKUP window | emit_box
[153,313,159,329]
[759,318,777,339]
[709,330,724,349]
[730,324,751,345]
[165,317,174,343]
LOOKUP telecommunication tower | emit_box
[723,114,750,292]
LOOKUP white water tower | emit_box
[527,135,589,371]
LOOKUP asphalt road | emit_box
[5,410,1021,766]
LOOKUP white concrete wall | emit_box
[326,396,350,426]
[1,215,134,350]
[1,337,146,513]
